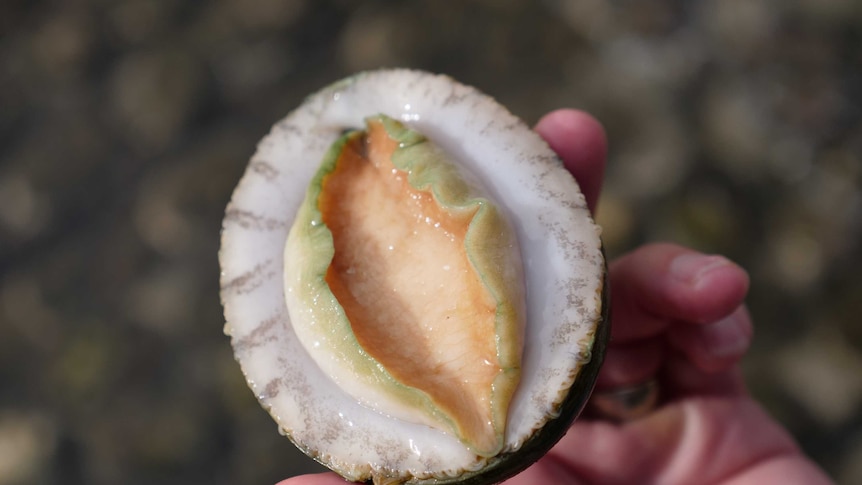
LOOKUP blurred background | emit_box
[1,0,861,483]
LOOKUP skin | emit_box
[278,110,833,485]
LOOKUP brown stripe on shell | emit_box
[220,259,276,296]
[259,378,282,400]
[249,159,280,181]
[233,309,283,353]
[223,207,289,231]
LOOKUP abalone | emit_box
[220,69,608,484]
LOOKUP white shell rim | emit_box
[219,69,606,483]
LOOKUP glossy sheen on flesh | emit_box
[320,121,500,454]
[220,70,606,484]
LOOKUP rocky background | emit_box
[1,0,861,484]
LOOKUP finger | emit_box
[527,411,664,484]
[534,109,607,214]
[595,338,664,390]
[661,352,747,399]
[609,243,749,342]
[667,305,753,373]
[275,473,346,485]
[544,397,817,484]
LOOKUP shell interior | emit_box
[219,69,606,484]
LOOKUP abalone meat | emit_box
[220,69,608,484]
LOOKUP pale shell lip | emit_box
[219,69,607,484]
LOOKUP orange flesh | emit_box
[319,121,500,452]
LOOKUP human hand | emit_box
[277,110,832,485]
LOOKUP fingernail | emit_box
[706,311,750,358]
[670,253,732,287]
